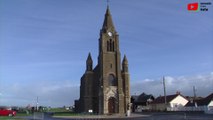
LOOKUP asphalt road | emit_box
[18,112,213,120]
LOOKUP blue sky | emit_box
[0,0,213,107]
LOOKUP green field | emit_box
[53,112,79,116]
[48,107,68,112]
[48,108,77,116]
[16,112,31,116]
[0,116,23,120]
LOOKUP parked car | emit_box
[0,107,16,116]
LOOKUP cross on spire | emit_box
[107,0,109,6]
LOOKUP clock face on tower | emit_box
[108,32,112,36]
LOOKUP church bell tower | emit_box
[97,6,130,114]
[76,6,130,115]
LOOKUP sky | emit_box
[0,0,213,107]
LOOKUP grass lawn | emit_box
[49,107,78,116]
[49,108,93,117]
[16,112,32,116]
[53,112,79,116]
[48,108,69,112]
[0,116,24,120]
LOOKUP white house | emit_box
[151,93,188,111]
[206,99,213,114]
[185,93,213,114]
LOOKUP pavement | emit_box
[16,112,213,120]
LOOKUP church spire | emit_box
[86,52,93,71]
[122,54,128,64]
[102,5,115,32]
[122,55,128,73]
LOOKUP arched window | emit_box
[107,39,114,52]
[109,39,112,51]
[107,41,110,51]
[112,41,114,51]
[108,74,116,86]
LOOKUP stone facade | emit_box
[75,6,130,115]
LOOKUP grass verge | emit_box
[0,116,24,120]
[16,112,32,116]
[53,112,79,116]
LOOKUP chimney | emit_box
[176,91,181,95]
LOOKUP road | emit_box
[17,112,213,120]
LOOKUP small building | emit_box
[185,93,213,113]
[151,93,188,111]
[131,93,155,112]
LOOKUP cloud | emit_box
[131,72,213,97]
[1,81,79,107]
[1,72,212,107]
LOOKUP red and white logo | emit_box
[188,3,199,11]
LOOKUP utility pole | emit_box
[193,86,197,100]
[36,96,39,111]
[163,76,167,110]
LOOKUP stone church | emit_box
[75,6,130,115]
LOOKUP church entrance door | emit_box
[108,97,116,114]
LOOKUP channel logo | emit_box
[187,3,199,11]
[187,2,211,12]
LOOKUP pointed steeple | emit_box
[122,54,128,64]
[86,52,93,71]
[102,5,115,32]
[86,53,92,62]
[122,55,128,73]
